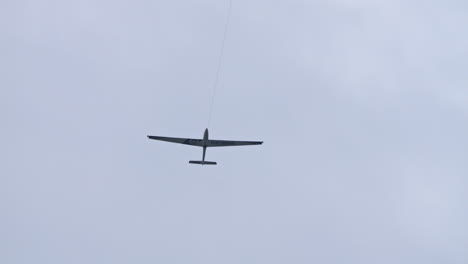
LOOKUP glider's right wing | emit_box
[207,139,263,147]
[147,136,204,147]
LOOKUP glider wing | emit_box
[207,139,263,147]
[147,136,204,147]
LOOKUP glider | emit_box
[147,128,262,165]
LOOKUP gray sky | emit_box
[2,0,468,263]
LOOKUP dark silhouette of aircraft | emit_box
[147,128,262,165]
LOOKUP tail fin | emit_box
[189,161,217,165]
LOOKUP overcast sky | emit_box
[2,0,468,263]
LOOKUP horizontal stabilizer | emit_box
[189,161,217,165]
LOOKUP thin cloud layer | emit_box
[2,1,468,263]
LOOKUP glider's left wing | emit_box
[207,139,263,147]
[147,136,204,147]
